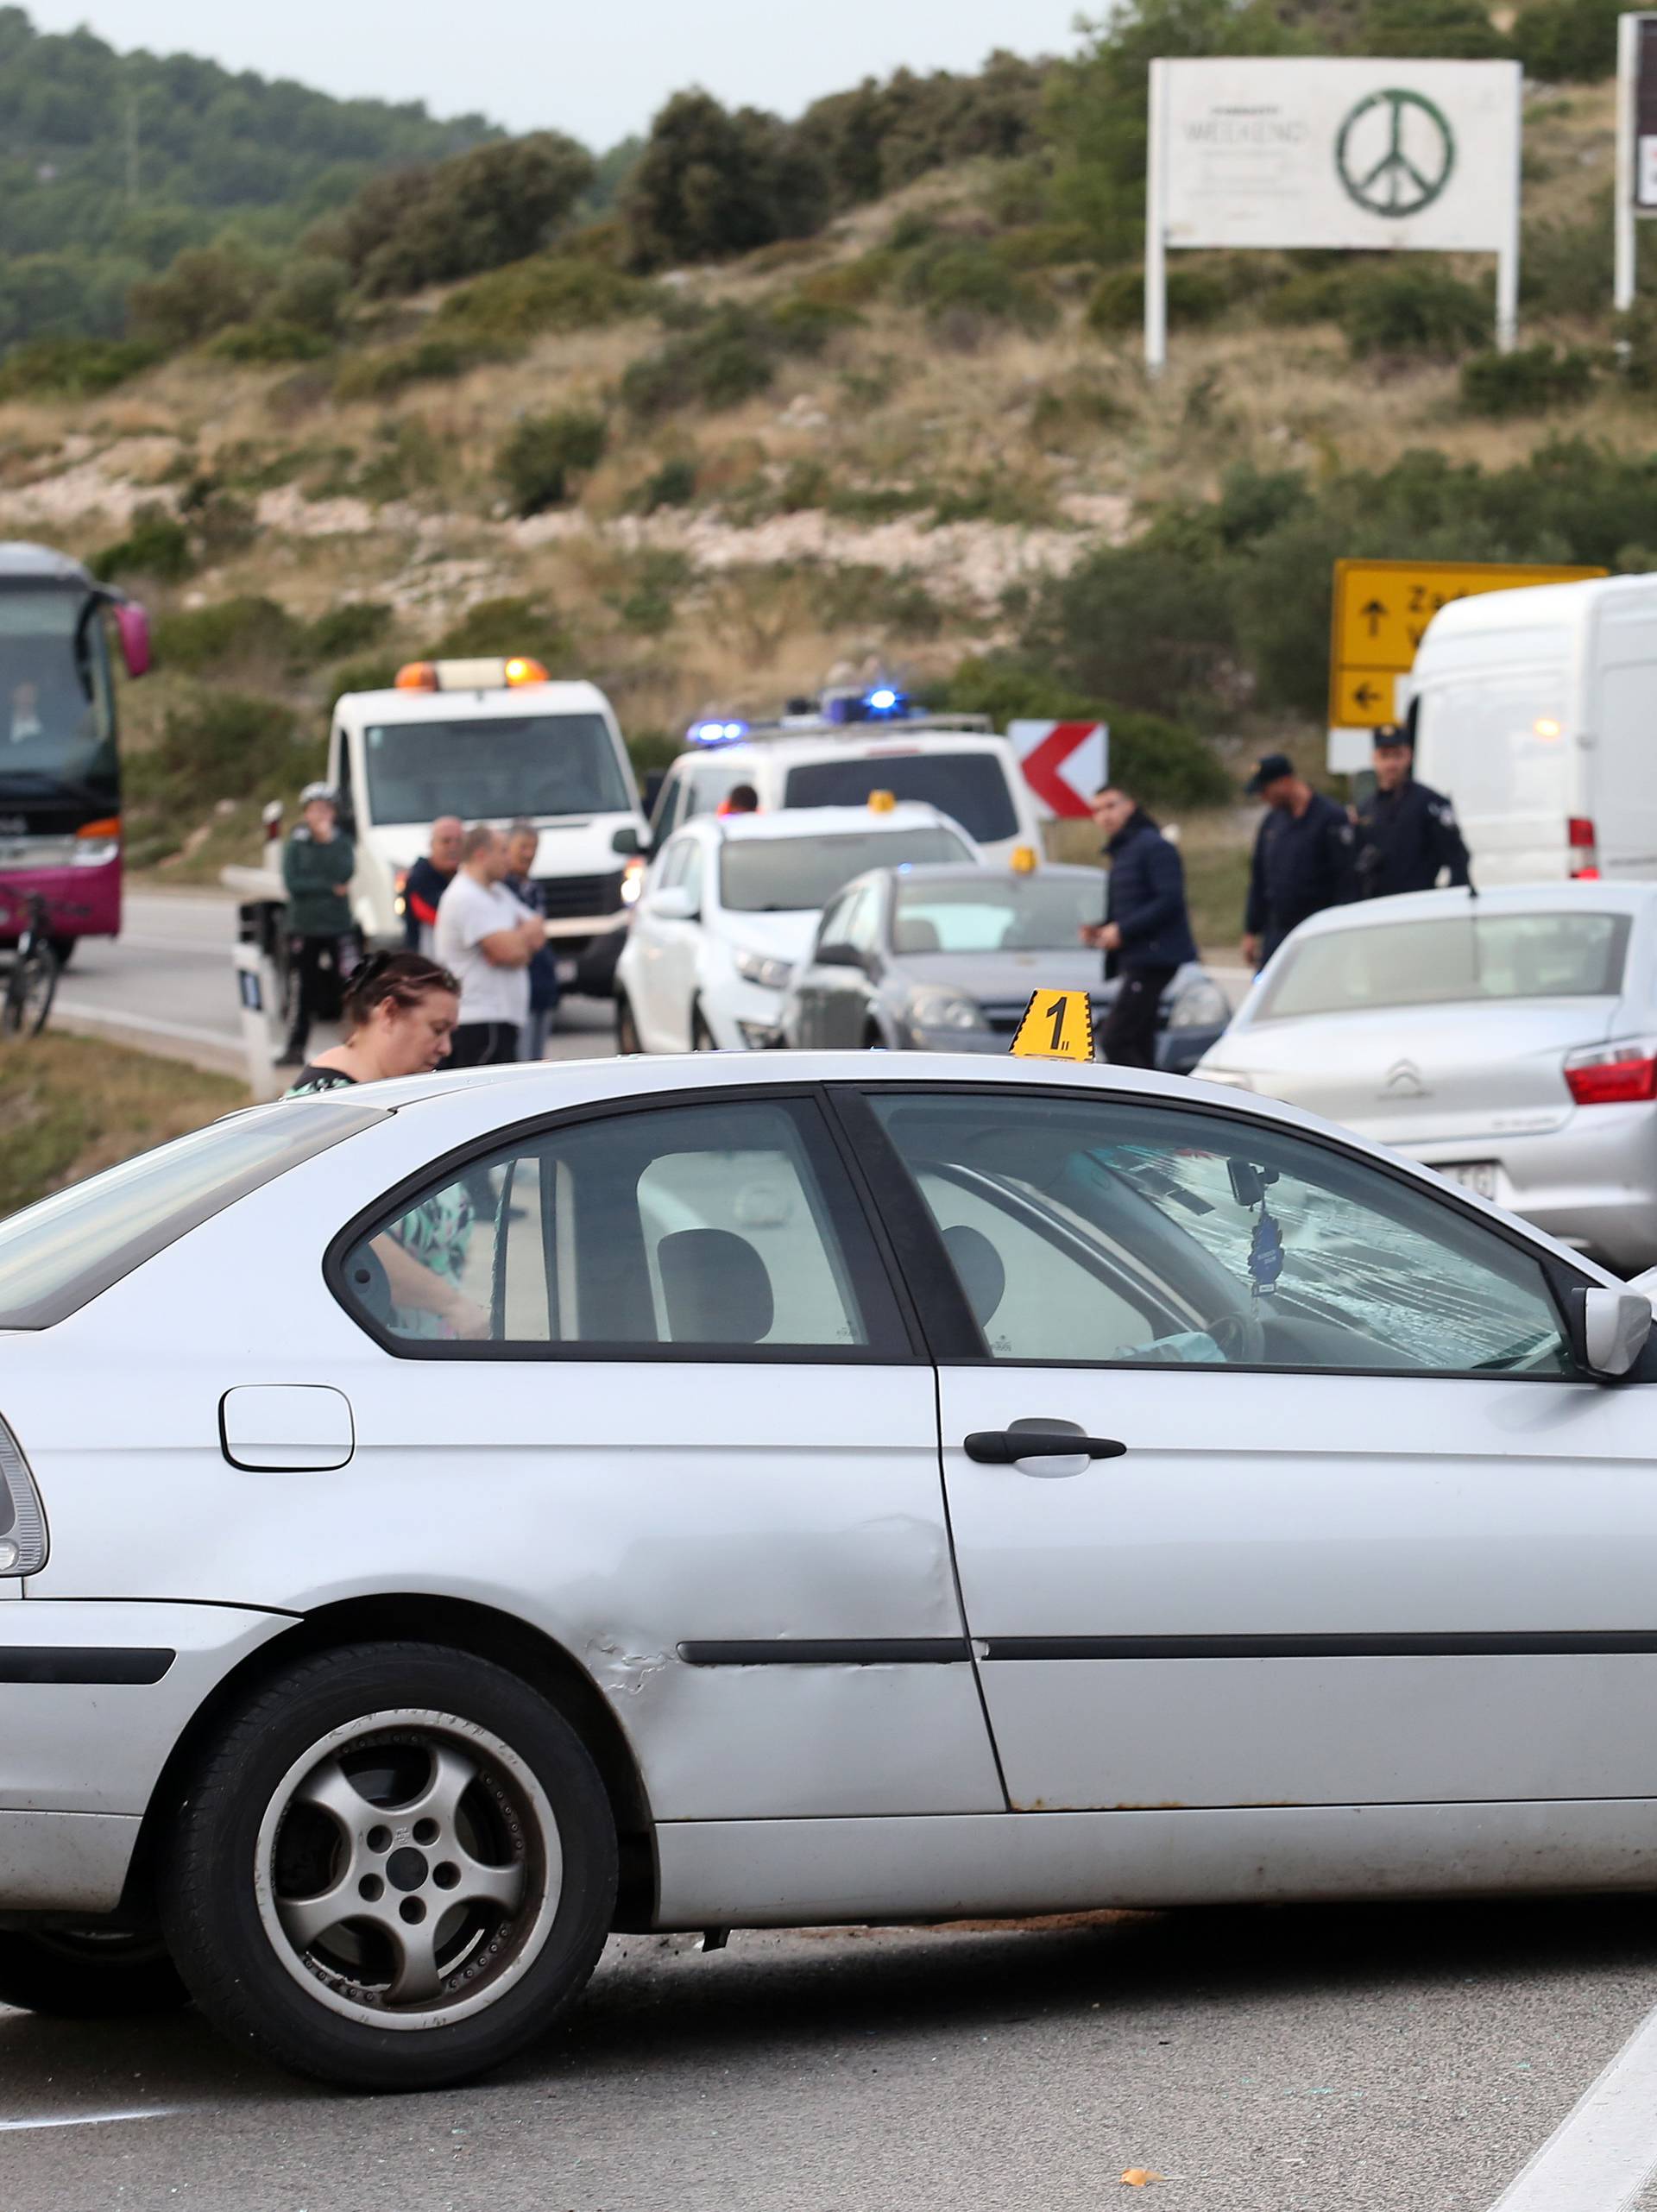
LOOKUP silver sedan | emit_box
[1196,883,1657,1271]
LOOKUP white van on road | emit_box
[1411,576,1657,885]
[327,660,647,965]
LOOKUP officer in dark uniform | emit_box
[1241,753,1358,968]
[1355,722,1471,898]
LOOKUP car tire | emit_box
[160,1642,618,2092]
[862,1021,884,1050]
[0,1927,189,2018]
[690,1007,715,1051]
[615,993,643,1056]
[47,936,75,972]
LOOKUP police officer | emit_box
[1241,753,1358,969]
[277,782,356,1067]
[1083,783,1199,1068]
[1355,722,1471,898]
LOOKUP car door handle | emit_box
[963,1428,1129,1465]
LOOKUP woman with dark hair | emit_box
[283,952,460,1097]
[285,954,486,1339]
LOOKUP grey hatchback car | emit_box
[778,862,1230,1070]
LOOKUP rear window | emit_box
[1257,911,1631,1022]
[0,1099,382,1329]
[720,828,969,912]
[784,753,1017,843]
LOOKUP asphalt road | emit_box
[4,1899,1657,2211]
[51,892,621,1074]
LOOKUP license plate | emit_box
[1441,1160,1499,1201]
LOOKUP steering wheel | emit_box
[1202,1305,1266,1364]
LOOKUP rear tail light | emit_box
[1565,1038,1657,1106]
[0,1415,47,1576]
[1569,817,1600,880]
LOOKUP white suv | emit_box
[615,804,978,1052]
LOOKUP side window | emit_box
[652,770,686,841]
[816,892,850,955]
[337,1099,904,1357]
[656,835,692,892]
[832,887,871,951]
[844,884,884,954]
[679,841,704,911]
[867,1092,1572,1377]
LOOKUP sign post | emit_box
[1616,13,1657,312]
[1145,58,1523,373]
[1326,557,1607,772]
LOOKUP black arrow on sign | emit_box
[1354,681,1381,709]
[1360,598,1388,636]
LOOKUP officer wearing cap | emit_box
[1355,723,1471,899]
[1241,753,1358,969]
[277,781,357,1066]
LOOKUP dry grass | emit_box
[0,1030,246,1219]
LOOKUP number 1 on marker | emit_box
[1045,997,1068,1052]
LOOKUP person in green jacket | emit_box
[277,782,357,1066]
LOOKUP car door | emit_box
[788,894,849,1048]
[839,1079,1657,1818]
[330,1087,1002,1826]
[815,884,882,1048]
[633,834,704,1052]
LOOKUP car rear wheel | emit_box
[0,1927,189,2017]
[161,1642,617,2091]
[615,993,642,1056]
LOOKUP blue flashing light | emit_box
[868,687,899,713]
[690,718,748,746]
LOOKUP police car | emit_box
[615,797,978,1053]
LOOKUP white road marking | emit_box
[1490,1995,1657,2211]
[53,999,237,1050]
[0,2108,180,2133]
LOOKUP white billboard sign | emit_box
[1146,57,1522,368]
[1615,14,1657,313]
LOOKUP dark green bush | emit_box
[622,91,829,268]
[899,241,1058,341]
[329,656,403,699]
[432,596,564,661]
[628,457,698,511]
[1514,0,1623,80]
[1363,0,1513,58]
[333,336,488,401]
[268,257,351,337]
[1461,343,1595,417]
[321,133,595,296]
[132,690,307,809]
[1339,265,1490,358]
[802,51,1046,209]
[1522,207,1613,319]
[621,305,794,417]
[1260,267,1351,326]
[306,602,393,662]
[766,295,863,354]
[208,320,334,364]
[941,657,1231,810]
[1087,266,1226,334]
[437,255,651,343]
[91,507,195,584]
[0,336,161,399]
[153,596,299,675]
[496,408,608,516]
[129,246,262,349]
[609,551,693,635]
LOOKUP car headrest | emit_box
[893,917,941,954]
[942,1222,1006,1331]
[658,1227,775,1345]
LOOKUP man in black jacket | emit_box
[1083,785,1199,1068]
[1356,723,1471,898]
[1242,753,1358,968]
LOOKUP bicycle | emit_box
[2,892,60,1038]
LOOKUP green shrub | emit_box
[1514,0,1623,80]
[899,240,1059,341]
[1461,343,1595,416]
[432,596,564,660]
[496,407,608,516]
[1087,266,1226,334]
[133,690,307,807]
[333,336,488,400]
[329,655,403,699]
[608,550,692,634]
[622,91,828,268]
[91,507,195,585]
[153,596,299,675]
[1340,265,1489,358]
[940,656,1231,810]
[1363,0,1513,58]
[208,321,334,364]
[621,305,784,417]
[324,133,596,296]
[268,257,350,338]
[798,252,898,310]
[438,254,650,342]
[628,456,698,511]
[1260,267,1351,326]
[767,295,862,354]
[306,602,394,662]
[350,420,444,503]
[1522,208,1613,319]
[129,246,263,349]
[0,336,161,399]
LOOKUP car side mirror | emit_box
[1569,1286,1652,1379]
[612,825,641,856]
[649,885,698,923]
[816,940,867,973]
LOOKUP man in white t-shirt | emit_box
[433,823,545,1068]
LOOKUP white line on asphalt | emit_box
[1490,1995,1657,2211]
[53,999,236,1051]
[0,2109,180,2133]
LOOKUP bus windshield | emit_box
[0,584,117,806]
[363,715,633,825]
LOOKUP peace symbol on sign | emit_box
[1335,89,1455,218]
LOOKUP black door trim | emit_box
[0,1647,175,1686]
[981,1631,1657,1661]
[679,1638,972,1667]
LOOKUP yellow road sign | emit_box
[1010,988,1095,1062]
[1329,558,1605,729]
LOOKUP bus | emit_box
[0,542,149,959]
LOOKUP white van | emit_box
[1411,577,1657,885]
[648,721,1047,865]
[327,659,647,963]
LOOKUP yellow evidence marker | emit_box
[1009,988,1095,1062]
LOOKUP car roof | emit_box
[857,861,1098,886]
[1421,574,1653,643]
[678,804,966,841]
[675,730,1014,772]
[1286,882,1657,940]
[336,679,614,722]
